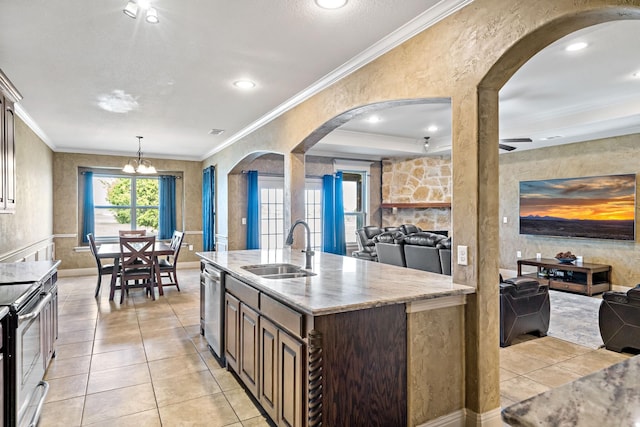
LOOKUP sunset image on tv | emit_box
[519,174,636,241]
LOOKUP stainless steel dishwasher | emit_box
[202,263,225,365]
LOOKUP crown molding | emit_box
[202,0,474,161]
[0,69,23,102]
[14,104,56,150]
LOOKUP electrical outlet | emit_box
[188,244,193,251]
[457,245,468,266]
[516,251,522,258]
[536,252,542,260]
[503,216,508,224]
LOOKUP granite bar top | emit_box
[0,260,61,285]
[197,249,475,315]
[502,355,640,426]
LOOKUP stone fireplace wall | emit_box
[381,156,452,232]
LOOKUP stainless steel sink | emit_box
[241,263,316,279]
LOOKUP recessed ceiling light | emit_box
[315,0,348,9]
[427,125,438,132]
[540,135,563,140]
[633,71,640,78]
[208,129,225,135]
[233,80,256,89]
[565,42,588,52]
[367,116,381,123]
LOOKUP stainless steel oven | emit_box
[2,282,49,427]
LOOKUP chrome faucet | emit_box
[285,219,315,270]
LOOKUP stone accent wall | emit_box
[381,156,452,232]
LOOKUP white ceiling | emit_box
[0,0,470,161]
[1,2,639,162]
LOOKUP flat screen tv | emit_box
[519,174,636,241]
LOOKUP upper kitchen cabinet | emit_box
[0,69,22,212]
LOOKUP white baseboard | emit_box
[415,407,503,427]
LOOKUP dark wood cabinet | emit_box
[259,317,278,421]
[278,329,303,427]
[239,303,259,398]
[0,70,21,213]
[224,293,240,371]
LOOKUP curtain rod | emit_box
[240,170,326,180]
[80,170,182,179]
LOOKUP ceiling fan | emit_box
[499,137,532,151]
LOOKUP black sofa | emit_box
[499,276,550,347]
[598,284,640,353]
[370,224,452,275]
[352,225,383,261]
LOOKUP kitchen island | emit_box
[198,249,475,427]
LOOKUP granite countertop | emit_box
[502,355,640,426]
[197,249,475,315]
[0,260,61,285]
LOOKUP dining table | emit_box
[96,241,173,300]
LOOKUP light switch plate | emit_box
[457,245,468,266]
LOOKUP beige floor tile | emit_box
[82,383,157,425]
[55,341,94,360]
[241,415,273,427]
[532,336,593,357]
[154,370,222,407]
[45,373,89,403]
[93,336,144,355]
[177,313,201,327]
[504,338,578,365]
[500,395,517,410]
[59,318,97,334]
[58,329,96,345]
[45,355,92,380]
[500,376,551,403]
[523,364,583,388]
[139,324,187,340]
[147,352,208,381]
[499,349,551,375]
[39,396,85,427]
[555,349,629,376]
[86,363,151,394]
[499,367,519,382]
[83,409,161,427]
[224,388,263,420]
[158,393,239,427]
[94,325,141,341]
[143,336,198,361]
[209,367,243,392]
[90,347,148,372]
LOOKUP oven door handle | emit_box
[18,292,52,322]
[27,381,49,427]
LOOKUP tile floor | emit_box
[40,269,633,426]
[40,269,270,427]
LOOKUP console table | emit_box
[517,258,611,296]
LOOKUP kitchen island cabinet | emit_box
[198,249,474,427]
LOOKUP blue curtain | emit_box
[322,174,335,253]
[322,173,346,255]
[333,171,346,255]
[81,171,95,243]
[202,166,215,251]
[158,175,176,240]
[246,170,260,249]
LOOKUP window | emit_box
[342,172,366,245]
[259,177,284,250]
[305,179,323,250]
[92,174,159,239]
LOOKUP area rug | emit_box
[547,290,604,349]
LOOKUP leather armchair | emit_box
[599,284,640,353]
[500,276,550,347]
[373,230,406,267]
[352,226,383,261]
[403,232,446,273]
[400,224,421,235]
[436,237,452,275]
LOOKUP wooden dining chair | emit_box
[118,235,156,303]
[158,231,185,291]
[119,229,147,237]
[87,233,118,298]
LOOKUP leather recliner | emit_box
[436,237,452,276]
[400,224,421,235]
[373,230,406,267]
[500,276,550,347]
[599,284,640,353]
[402,232,446,274]
[352,226,383,262]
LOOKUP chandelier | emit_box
[123,136,157,174]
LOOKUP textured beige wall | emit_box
[407,305,464,425]
[201,0,640,418]
[500,134,640,285]
[382,156,452,231]
[53,152,203,270]
[0,117,54,259]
